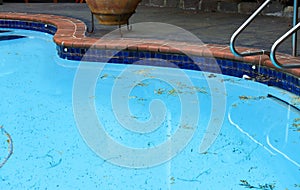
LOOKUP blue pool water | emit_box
[0,29,300,189]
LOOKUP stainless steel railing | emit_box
[230,0,272,57]
[271,21,300,68]
[230,0,300,69]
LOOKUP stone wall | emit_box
[140,0,286,15]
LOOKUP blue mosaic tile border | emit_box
[0,19,57,35]
[64,48,300,96]
[0,20,299,96]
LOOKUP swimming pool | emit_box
[0,26,300,190]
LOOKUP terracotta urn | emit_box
[85,0,141,25]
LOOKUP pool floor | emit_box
[0,29,299,189]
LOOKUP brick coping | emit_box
[0,12,300,77]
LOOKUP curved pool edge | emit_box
[0,12,299,95]
[0,13,297,69]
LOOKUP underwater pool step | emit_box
[0,30,11,33]
[0,35,26,41]
[267,93,300,113]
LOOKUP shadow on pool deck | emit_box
[0,3,298,55]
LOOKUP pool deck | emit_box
[1,3,300,76]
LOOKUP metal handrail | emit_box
[269,0,300,69]
[231,0,300,69]
[292,0,299,56]
[230,0,272,57]
[270,21,300,68]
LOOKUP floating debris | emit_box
[207,73,217,78]
[239,96,250,100]
[154,88,165,95]
[292,123,300,128]
[89,96,96,99]
[44,150,62,169]
[170,176,175,184]
[292,118,300,132]
[168,89,177,96]
[248,166,258,173]
[294,118,300,122]
[181,124,193,130]
[291,96,300,105]
[254,75,275,83]
[220,78,239,83]
[112,75,122,80]
[100,73,109,79]
[134,69,154,77]
[232,103,238,108]
[136,82,149,87]
[129,96,138,99]
[239,180,276,190]
[242,74,251,80]
[239,96,266,101]
[130,115,139,119]
[175,81,207,94]
[137,98,147,102]
[193,86,208,94]
[0,126,13,168]
[240,180,255,189]
[258,183,276,190]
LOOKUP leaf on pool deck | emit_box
[0,35,26,41]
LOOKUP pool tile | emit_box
[1,14,300,96]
